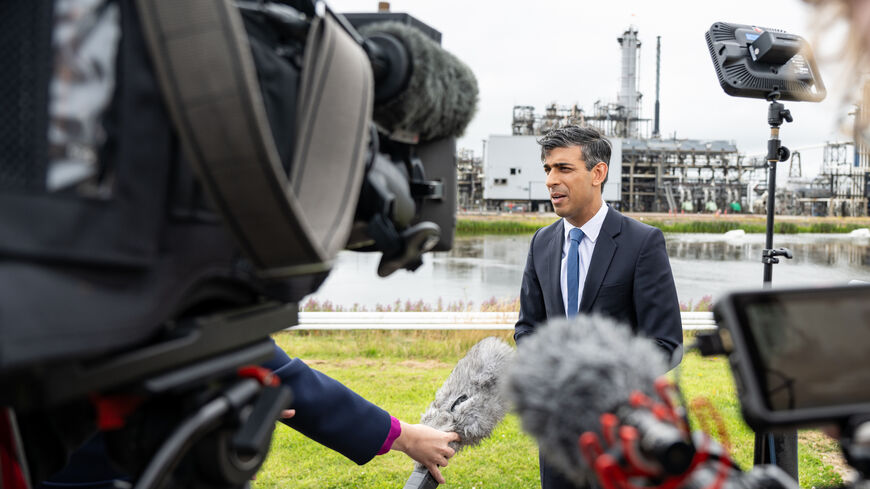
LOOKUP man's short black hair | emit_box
[537,126,612,185]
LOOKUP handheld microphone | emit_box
[358,21,478,142]
[403,337,514,489]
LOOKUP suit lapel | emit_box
[547,220,565,316]
[580,207,621,313]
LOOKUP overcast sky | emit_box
[329,0,856,174]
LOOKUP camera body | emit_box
[0,0,472,486]
[712,284,870,431]
[711,284,870,483]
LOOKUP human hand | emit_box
[391,422,460,484]
[820,424,840,439]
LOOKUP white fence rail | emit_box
[290,311,716,331]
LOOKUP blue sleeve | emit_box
[37,436,129,489]
[263,342,392,465]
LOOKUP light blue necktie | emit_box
[566,227,584,317]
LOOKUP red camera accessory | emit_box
[0,407,29,489]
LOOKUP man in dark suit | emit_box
[513,126,682,489]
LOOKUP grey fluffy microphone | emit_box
[357,21,478,143]
[403,337,514,489]
[503,315,670,487]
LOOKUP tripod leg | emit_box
[753,432,766,464]
[754,431,798,483]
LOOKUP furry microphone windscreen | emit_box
[503,315,669,487]
[358,21,478,142]
[419,337,514,451]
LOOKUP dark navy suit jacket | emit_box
[514,207,683,489]
[514,206,682,355]
[39,342,390,488]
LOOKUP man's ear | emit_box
[592,162,608,186]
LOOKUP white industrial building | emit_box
[483,135,623,211]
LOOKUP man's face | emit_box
[543,146,607,227]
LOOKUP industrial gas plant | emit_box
[457,26,870,217]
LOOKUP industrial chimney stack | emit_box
[653,35,661,139]
[617,26,642,138]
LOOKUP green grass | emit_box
[456,218,867,235]
[254,330,844,489]
[646,220,865,234]
[648,220,763,234]
[456,219,548,235]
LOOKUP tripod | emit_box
[753,90,798,481]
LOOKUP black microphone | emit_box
[503,314,673,487]
[403,337,514,489]
[240,6,477,142]
[358,21,478,143]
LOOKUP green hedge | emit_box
[457,219,866,235]
[456,220,545,235]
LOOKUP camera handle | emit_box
[130,375,291,489]
[753,90,799,481]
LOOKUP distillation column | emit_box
[617,26,642,138]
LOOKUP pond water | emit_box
[305,232,870,310]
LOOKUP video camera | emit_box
[0,0,475,487]
[712,284,870,478]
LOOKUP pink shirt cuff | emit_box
[377,416,402,455]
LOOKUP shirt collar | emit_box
[562,200,608,244]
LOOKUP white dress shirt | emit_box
[561,200,608,315]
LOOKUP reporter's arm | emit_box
[265,342,460,481]
[263,343,391,464]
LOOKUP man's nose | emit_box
[545,171,558,188]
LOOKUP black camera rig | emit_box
[0,0,476,487]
